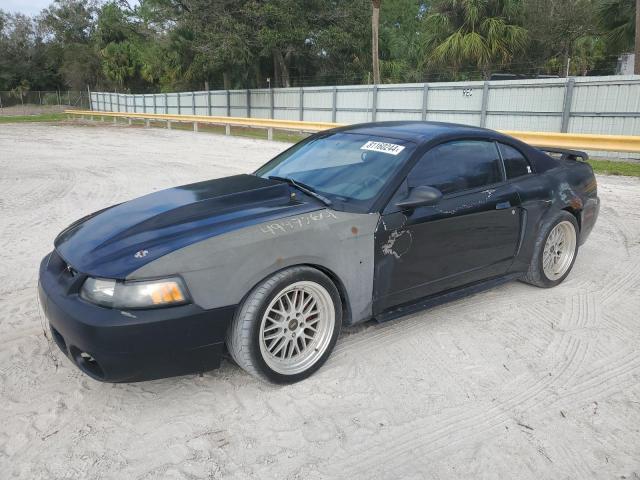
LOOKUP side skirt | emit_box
[374,273,522,324]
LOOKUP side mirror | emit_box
[396,185,443,209]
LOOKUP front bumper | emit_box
[38,251,236,382]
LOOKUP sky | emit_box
[0,0,53,16]
[0,0,140,17]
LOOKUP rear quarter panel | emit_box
[511,160,599,272]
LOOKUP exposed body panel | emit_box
[129,209,380,325]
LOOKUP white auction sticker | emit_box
[360,140,405,155]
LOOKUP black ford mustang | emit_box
[38,121,600,383]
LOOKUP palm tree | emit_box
[11,80,30,114]
[101,42,140,89]
[598,0,635,50]
[597,0,637,73]
[423,0,528,79]
[372,0,381,84]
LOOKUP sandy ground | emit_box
[1,123,640,480]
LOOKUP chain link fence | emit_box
[0,91,91,115]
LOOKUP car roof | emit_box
[330,120,560,173]
[333,121,494,144]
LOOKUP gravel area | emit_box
[1,123,640,479]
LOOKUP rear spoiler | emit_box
[537,146,589,162]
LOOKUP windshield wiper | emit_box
[268,176,332,206]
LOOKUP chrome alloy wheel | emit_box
[542,220,577,281]
[259,281,335,375]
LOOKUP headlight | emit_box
[80,277,189,309]
[80,277,116,306]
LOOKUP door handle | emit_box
[496,201,511,210]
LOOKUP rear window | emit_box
[499,143,531,179]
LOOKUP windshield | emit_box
[255,132,416,211]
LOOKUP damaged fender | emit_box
[128,209,380,325]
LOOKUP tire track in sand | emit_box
[326,333,590,478]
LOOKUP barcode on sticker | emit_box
[360,141,405,155]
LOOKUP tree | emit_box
[179,0,255,89]
[423,0,528,79]
[598,0,638,74]
[378,0,425,83]
[598,0,636,53]
[0,0,633,94]
[101,41,140,87]
[519,0,602,77]
[59,42,102,89]
[40,0,102,88]
[372,0,381,83]
[0,11,61,90]
[291,0,370,86]
[40,0,97,44]
[245,0,312,88]
[94,1,151,91]
[11,79,31,107]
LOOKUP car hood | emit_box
[55,174,321,279]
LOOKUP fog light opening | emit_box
[50,326,67,353]
[70,346,105,379]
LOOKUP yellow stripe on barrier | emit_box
[65,109,342,133]
[500,130,640,154]
[66,110,640,153]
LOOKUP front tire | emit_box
[522,210,579,288]
[226,266,342,384]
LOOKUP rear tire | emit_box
[226,266,342,384]
[522,210,579,288]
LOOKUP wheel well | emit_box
[304,264,352,326]
[562,206,581,231]
[242,263,352,326]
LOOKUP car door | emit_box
[374,139,523,312]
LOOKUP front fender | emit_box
[129,209,380,325]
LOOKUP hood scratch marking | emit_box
[260,210,338,235]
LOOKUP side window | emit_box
[408,140,503,195]
[498,143,531,179]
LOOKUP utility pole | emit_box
[371,0,381,84]
[635,0,640,74]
